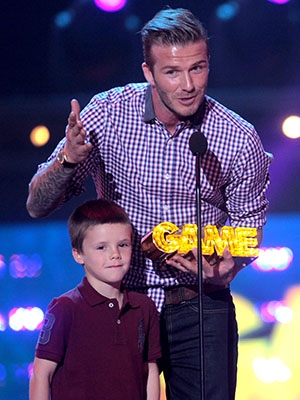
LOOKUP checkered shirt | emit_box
[40,83,272,312]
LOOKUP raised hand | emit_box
[64,99,92,163]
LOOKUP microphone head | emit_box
[189,130,208,156]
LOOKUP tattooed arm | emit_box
[26,99,92,218]
[26,160,77,218]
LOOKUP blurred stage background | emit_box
[1,0,300,399]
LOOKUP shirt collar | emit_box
[144,84,206,128]
[78,277,140,309]
[144,84,156,123]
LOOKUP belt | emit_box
[164,283,228,305]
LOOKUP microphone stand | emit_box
[189,130,208,400]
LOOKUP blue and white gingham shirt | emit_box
[41,83,272,311]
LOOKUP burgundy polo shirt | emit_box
[35,277,161,400]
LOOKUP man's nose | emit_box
[181,72,195,91]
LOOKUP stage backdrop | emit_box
[0,213,299,400]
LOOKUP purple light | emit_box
[94,0,127,12]
[259,301,293,324]
[267,0,290,4]
[0,254,6,278]
[9,253,42,278]
[28,363,34,379]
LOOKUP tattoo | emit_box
[26,160,76,218]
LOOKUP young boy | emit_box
[29,199,161,400]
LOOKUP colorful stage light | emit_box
[93,0,126,12]
[9,254,42,278]
[252,247,293,271]
[8,307,44,332]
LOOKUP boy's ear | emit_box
[72,248,84,265]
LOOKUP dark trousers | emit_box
[160,289,238,400]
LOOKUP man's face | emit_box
[142,40,209,126]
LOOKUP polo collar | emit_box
[78,277,141,309]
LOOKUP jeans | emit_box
[160,289,238,400]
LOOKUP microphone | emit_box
[188,127,207,399]
[189,130,207,156]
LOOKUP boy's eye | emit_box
[119,242,130,248]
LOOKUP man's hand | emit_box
[166,247,240,286]
[202,248,239,285]
[64,99,92,163]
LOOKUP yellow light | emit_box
[149,222,259,258]
[30,125,50,147]
[282,115,300,139]
[152,222,180,254]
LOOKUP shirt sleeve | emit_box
[144,298,162,363]
[35,297,74,363]
[225,127,273,228]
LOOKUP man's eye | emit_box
[193,64,207,72]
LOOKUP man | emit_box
[26,7,272,400]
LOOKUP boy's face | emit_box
[72,223,132,288]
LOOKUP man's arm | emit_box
[29,357,57,400]
[26,160,77,218]
[26,99,92,218]
[147,362,160,400]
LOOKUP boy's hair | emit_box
[141,7,209,69]
[68,199,132,252]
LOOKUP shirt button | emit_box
[163,205,169,212]
[165,173,171,180]
[117,319,121,325]
[108,302,114,308]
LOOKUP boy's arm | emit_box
[147,362,160,400]
[29,357,58,400]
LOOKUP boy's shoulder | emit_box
[47,285,81,310]
[125,290,157,310]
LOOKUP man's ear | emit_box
[142,62,154,85]
[72,248,84,265]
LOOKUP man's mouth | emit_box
[177,96,196,105]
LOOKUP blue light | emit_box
[54,10,74,29]
[0,363,6,383]
[124,14,140,32]
[216,1,240,21]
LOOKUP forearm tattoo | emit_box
[27,161,75,217]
